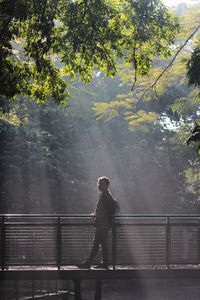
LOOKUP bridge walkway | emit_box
[1,214,200,299]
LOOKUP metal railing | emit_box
[0,214,200,270]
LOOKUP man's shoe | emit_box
[93,263,108,269]
[76,262,91,269]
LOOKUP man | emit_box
[78,176,119,269]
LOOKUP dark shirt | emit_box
[95,190,116,228]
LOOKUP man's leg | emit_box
[92,227,109,268]
[77,229,101,269]
[86,228,101,265]
[100,229,109,267]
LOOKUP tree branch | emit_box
[136,24,200,107]
[131,46,138,91]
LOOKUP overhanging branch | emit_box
[135,24,200,107]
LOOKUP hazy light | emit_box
[163,0,198,6]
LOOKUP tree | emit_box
[186,2,200,89]
[187,46,200,88]
[93,5,200,134]
[0,0,179,104]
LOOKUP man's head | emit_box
[97,176,110,192]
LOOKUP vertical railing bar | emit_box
[47,280,50,295]
[15,280,19,300]
[66,280,70,300]
[74,279,82,300]
[56,279,58,296]
[198,218,200,263]
[57,216,61,270]
[166,216,168,268]
[166,216,171,269]
[112,217,117,270]
[95,279,102,300]
[1,216,6,271]
[32,280,35,299]
[169,217,172,267]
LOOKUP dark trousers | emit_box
[87,226,110,265]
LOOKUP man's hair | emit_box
[98,176,110,187]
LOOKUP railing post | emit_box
[74,279,82,300]
[55,279,58,296]
[1,216,6,271]
[57,216,61,270]
[198,221,200,263]
[112,217,117,270]
[32,280,35,299]
[166,216,171,269]
[95,279,102,300]
[15,280,19,300]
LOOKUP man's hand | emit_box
[90,213,96,224]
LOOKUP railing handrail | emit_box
[0,214,200,218]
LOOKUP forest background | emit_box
[0,1,200,214]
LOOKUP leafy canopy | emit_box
[0,0,179,103]
[93,5,200,136]
[187,46,200,88]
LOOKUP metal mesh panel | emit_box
[61,219,112,265]
[61,223,95,264]
[170,225,200,264]
[116,223,167,265]
[5,224,57,265]
[1,215,200,268]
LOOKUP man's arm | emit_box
[90,200,98,224]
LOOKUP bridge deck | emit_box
[1,214,200,279]
[1,215,200,300]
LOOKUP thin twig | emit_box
[131,68,137,91]
[136,24,200,107]
[131,46,137,91]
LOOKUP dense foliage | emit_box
[0,65,199,214]
[1,2,200,215]
[0,0,179,103]
[187,46,200,87]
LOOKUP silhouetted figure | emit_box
[78,176,119,269]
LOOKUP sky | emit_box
[163,0,198,6]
